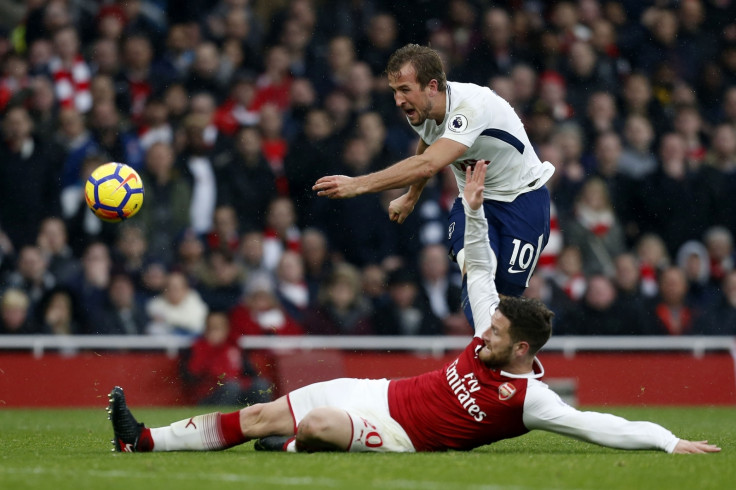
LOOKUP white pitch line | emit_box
[0,466,572,490]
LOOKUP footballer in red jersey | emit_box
[109,163,719,456]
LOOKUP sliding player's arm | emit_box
[523,383,720,454]
[461,162,499,338]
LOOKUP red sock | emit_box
[137,428,154,452]
[220,411,247,447]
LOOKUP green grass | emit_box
[0,406,734,490]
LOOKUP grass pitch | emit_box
[0,406,733,490]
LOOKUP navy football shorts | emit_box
[448,186,551,297]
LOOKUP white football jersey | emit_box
[411,81,555,202]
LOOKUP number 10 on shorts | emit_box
[508,235,543,287]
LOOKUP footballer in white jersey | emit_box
[314,44,554,325]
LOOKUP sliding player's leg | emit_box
[108,386,293,453]
[256,378,414,453]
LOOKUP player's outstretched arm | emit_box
[313,138,466,199]
[462,162,499,336]
[673,440,721,454]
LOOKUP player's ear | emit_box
[427,78,438,95]
[514,341,530,358]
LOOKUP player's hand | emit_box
[313,175,359,199]
[672,439,721,454]
[388,192,416,223]
[463,161,488,211]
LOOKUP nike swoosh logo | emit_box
[507,267,526,274]
[115,172,139,191]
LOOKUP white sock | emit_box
[150,413,225,451]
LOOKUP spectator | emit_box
[649,266,697,336]
[175,228,208,285]
[66,241,112,331]
[56,107,97,189]
[673,104,707,167]
[197,249,245,313]
[238,230,270,279]
[355,12,401,78]
[146,270,209,337]
[0,105,63,248]
[523,273,576,334]
[216,126,277,232]
[619,72,667,135]
[0,288,37,334]
[61,154,117,255]
[274,250,310,323]
[417,244,468,336]
[284,108,336,227]
[49,25,92,113]
[702,226,735,287]
[117,33,172,123]
[137,96,173,151]
[618,114,657,180]
[181,311,272,406]
[112,224,149,286]
[205,205,241,255]
[177,112,220,236]
[89,272,147,335]
[551,245,587,302]
[612,253,652,326]
[185,41,228,103]
[37,287,82,335]
[565,42,616,119]
[356,111,399,172]
[1,244,56,310]
[213,74,259,137]
[461,7,517,86]
[311,35,355,97]
[258,103,288,193]
[563,177,627,276]
[302,263,373,335]
[371,268,443,336]
[88,99,144,170]
[635,233,669,294]
[581,91,621,151]
[641,133,708,255]
[565,275,649,335]
[262,196,301,272]
[696,270,736,335]
[36,217,80,286]
[228,272,304,339]
[676,240,719,310]
[300,228,333,307]
[137,141,192,264]
[251,45,292,111]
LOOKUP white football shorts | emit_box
[287,378,415,453]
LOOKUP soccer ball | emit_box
[85,162,144,223]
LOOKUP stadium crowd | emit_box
[2,0,736,356]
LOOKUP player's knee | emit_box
[297,408,333,440]
[295,408,346,451]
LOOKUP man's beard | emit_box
[481,343,514,369]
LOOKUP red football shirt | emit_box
[388,338,532,452]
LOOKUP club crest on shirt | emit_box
[448,114,468,133]
[448,221,455,240]
[498,382,517,401]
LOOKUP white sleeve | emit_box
[522,381,680,453]
[462,196,500,338]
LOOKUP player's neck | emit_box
[501,358,535,376]
[430,91,447,125]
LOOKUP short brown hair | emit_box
[497,296,553,355]
[386,44,447,91]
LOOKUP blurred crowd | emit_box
[2,0,736,356]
